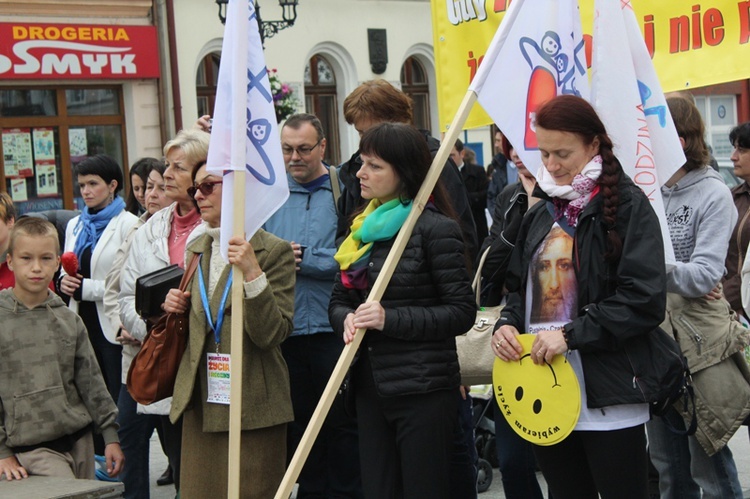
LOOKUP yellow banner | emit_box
[432,0,750,130]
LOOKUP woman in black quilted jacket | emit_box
[328,122,476,499]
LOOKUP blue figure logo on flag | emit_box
[206,0,289,260]
[469,0,590,173]
[244,65,277,186]
[519,30,587,150]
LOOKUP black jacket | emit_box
[479,182,528,306]
[461,162,490,243]
[487,153,509,212]
[496,174,671,408]
[337,130,479,263]
[329,208,476,397]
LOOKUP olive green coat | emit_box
[170,229,295,431]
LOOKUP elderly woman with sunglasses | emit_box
[117,129,209,496]
[162,159,295,497]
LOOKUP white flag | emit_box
[469,0,589,174]
[207,0,289,260]
[591,0,683,265]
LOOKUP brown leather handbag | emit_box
[127,255,199,405]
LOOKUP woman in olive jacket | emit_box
[164,162,295,498]
[493,96,671,499]
[329,123,475,499]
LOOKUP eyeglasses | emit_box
[188,180,222,198]
[281,140,321,157]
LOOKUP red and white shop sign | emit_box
[0,23,160,79]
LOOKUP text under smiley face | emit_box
[493,334,580,446]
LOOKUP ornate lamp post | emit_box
[215,0,299,46]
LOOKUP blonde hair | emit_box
[0,193,16,224]
[8,217,59,255]
[163,129,210,168]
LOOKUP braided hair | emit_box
[535,95,622,261]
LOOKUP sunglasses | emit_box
[188,180,222,198]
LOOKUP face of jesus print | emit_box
[530,226,577,324]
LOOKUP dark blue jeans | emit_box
[451,390,478,499]
[494,403,544,499]
[117,384,157,499]
[647,415,742,499]
[282,333,362,498]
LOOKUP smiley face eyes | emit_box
[515,385,543,415]
[533,399,543,414]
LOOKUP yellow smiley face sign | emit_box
[493,334,581,446]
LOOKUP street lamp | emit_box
[215,0,299,45]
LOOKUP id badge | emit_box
[206,352,231,405]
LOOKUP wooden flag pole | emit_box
[228,168,246,499]
[273,89,478,499]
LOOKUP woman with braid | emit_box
[492,95,668,499]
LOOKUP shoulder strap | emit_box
[179,254,200,292]
[328,165,341,214]
[472,246,491,306]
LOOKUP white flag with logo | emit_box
[469,0,589,175]
[590,0,683,264]
[207,0,289,260]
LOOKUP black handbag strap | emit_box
[661,380,697,436]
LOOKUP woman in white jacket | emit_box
[59,154,139,455]
[102,158,172,499]
[117,129,209,496]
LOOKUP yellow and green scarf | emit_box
[334,198,412,289]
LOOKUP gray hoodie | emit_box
[0,290,118,458]
[661,166,736,298]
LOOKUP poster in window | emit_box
[2,128,34,178]
[10,178,28,202]
[33,128,55,161]
[69,128,88,161]
[36,161,57,197]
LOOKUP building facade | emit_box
[2,0,749,214]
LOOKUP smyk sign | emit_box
[0,23,160,79]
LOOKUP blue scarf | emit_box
[72,196,125,260]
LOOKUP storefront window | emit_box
[0,89,57,117]
[0,86,126,215]
[70,124,124,209]
[2,126,63,213]
[65,88,120,116]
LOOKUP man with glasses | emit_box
[263,113,363,498]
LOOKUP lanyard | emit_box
[197,255,233,347]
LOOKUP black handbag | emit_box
[135,264,184,320]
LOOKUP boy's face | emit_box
[7,235,59,302]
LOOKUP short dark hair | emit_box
[75,155,124,194]
[126,157,162,214]
[9,217,59,255]
[283,113,325,141]
[730,122,750,149]
[358,123,456,220]
[453,139,464,152]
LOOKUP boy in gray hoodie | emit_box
[0,217,123,481]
